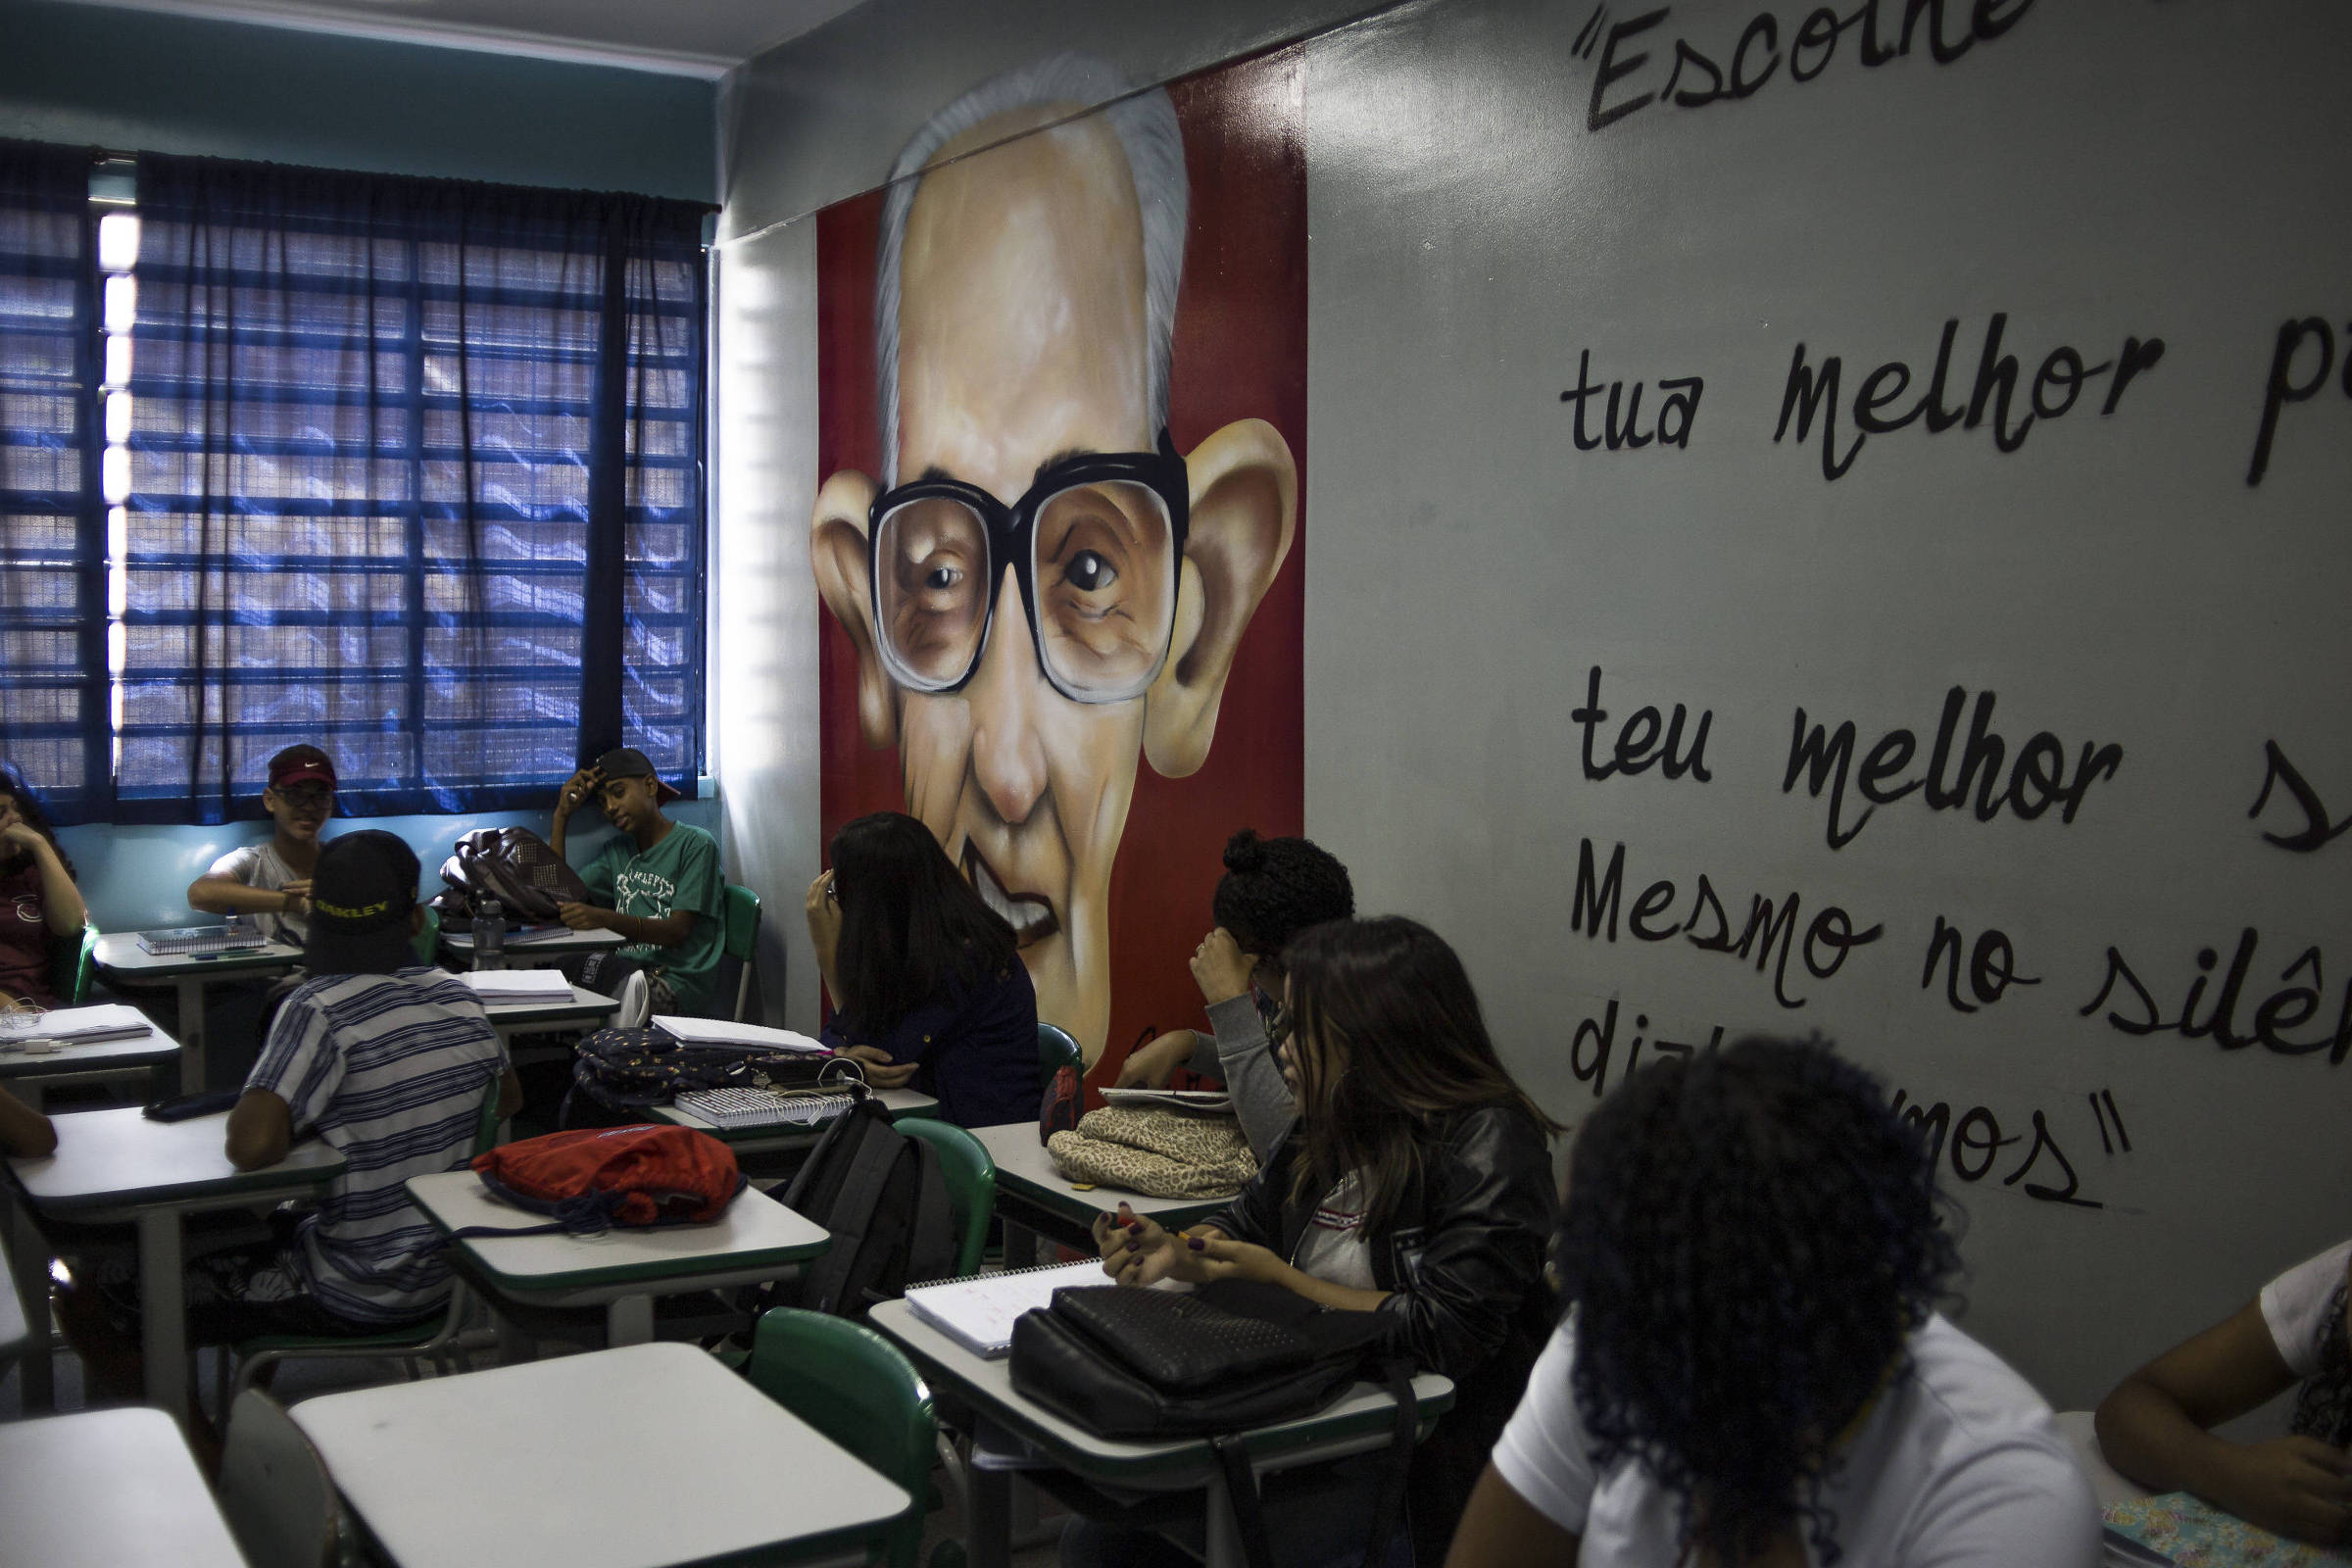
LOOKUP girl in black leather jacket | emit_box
[1085,916,1561,1566]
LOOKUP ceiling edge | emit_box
[69,0,738,78]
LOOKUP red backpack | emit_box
[462,1124,744,1235]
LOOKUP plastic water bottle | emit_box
[475,898,506,971]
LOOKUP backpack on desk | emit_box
[437,825,593,926]
[764,1097,956,1317]
[458,1124,746,1236]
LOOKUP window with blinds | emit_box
[114,157,707,822]
[0,142,107,821]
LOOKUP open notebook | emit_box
[904,1259,1109,1358]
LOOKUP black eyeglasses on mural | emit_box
[866,431,1190,705]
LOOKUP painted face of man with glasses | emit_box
[810,68,1298,1060]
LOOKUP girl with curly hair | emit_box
[2095,1239,2351,1546]
[1084,915,1561,1567]
[1448,1035,2099,1568]
[1113,827,1354,1157]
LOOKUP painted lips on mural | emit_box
[810,55,1299,1061]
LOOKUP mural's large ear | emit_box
[809,469,897,750]
[1144,418,1298,778]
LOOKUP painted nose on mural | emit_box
[966,569,1051,826]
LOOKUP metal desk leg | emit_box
[174,977,207,1093]
[968,1463,1011,1568]
[1200,1464,1246,1568]
[8,1194,54,1411]
[607,1294,654,1346]
[138,1209,189,1424]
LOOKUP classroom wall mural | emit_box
[726,0,2351,1404]
[808,51,1308,1066]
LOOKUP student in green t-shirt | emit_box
[550,747,724,1021]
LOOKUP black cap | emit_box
[591,747,682,805]
[302,831,421,976]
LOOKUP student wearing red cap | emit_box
[189,744,339,946]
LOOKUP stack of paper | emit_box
[459,969,577,1005]
[653,1016,830,1054]
[23,1004,154,1043]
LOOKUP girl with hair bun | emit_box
[1114,827,1355,1156]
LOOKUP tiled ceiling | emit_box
[48,0,868,76]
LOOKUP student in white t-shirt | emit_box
[188,743,338,945]
[1446,1035,2101,1568]
[2095,1240,2352,1547]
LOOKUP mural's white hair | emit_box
[874,53,1189,487]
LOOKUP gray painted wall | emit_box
[0,0,715,199]
[717,0,2349,1417]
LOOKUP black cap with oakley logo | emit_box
[302,831,421,977]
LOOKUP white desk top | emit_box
[442,926,626,956]
[870,1298,1452,1480]
[657,1085,940,1139]
[0,1407,249,1567]
[0,1018,183,1080]
[94,930,304,978]
[0,1223,28,1354]
[293,1341,910,1568]
[478,984,618,1026]
[971,1120,1240,1224]
[8,1105,346,1211]
[406,1168,829,1293]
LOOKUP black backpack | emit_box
[772,1098,956,1317]
[559,1025,843,1129]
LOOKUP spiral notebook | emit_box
[904,1259,1108,1358]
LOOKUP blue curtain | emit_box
[0,140,108,824]
[122,153,707,823]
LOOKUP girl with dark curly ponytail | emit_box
[1450,1036,2100,1568]
[1114,827,1354,1156]
[2097,1239,2351,1547]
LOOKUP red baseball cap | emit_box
[268,745,338,792]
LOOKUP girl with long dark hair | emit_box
[1085,915,1561,1567]
[0,766,87,1009]
[1447,1036,2100,1568]
[806,810,1039,1126]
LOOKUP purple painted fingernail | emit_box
[1188,1237,1205,1251]
[1128,1222,1143,1236]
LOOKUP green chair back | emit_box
[50,923,98,1006]
[896,1117,996,1277]
[470,1074,505,1157]
[745,1309,932,1568]
[1037,1021,1083,1078]
[722,884,761,1021]
[412,905,441,966]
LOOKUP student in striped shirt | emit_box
[60,832,516,1367]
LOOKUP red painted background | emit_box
[814,48,1309,1087]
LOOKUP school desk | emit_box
[94,931,304,1091]
[6,1104,344,1424]
[969,1120,1240,1267]
[870,1298,1453,1568]
[440,925,627,966]
[0,1011,183,1105]
[655,1084,939,1156]
[404,1168,829,1345]
[0,1407,248,1567]
[292,1342,910,1568]
[478,983,620,1045]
